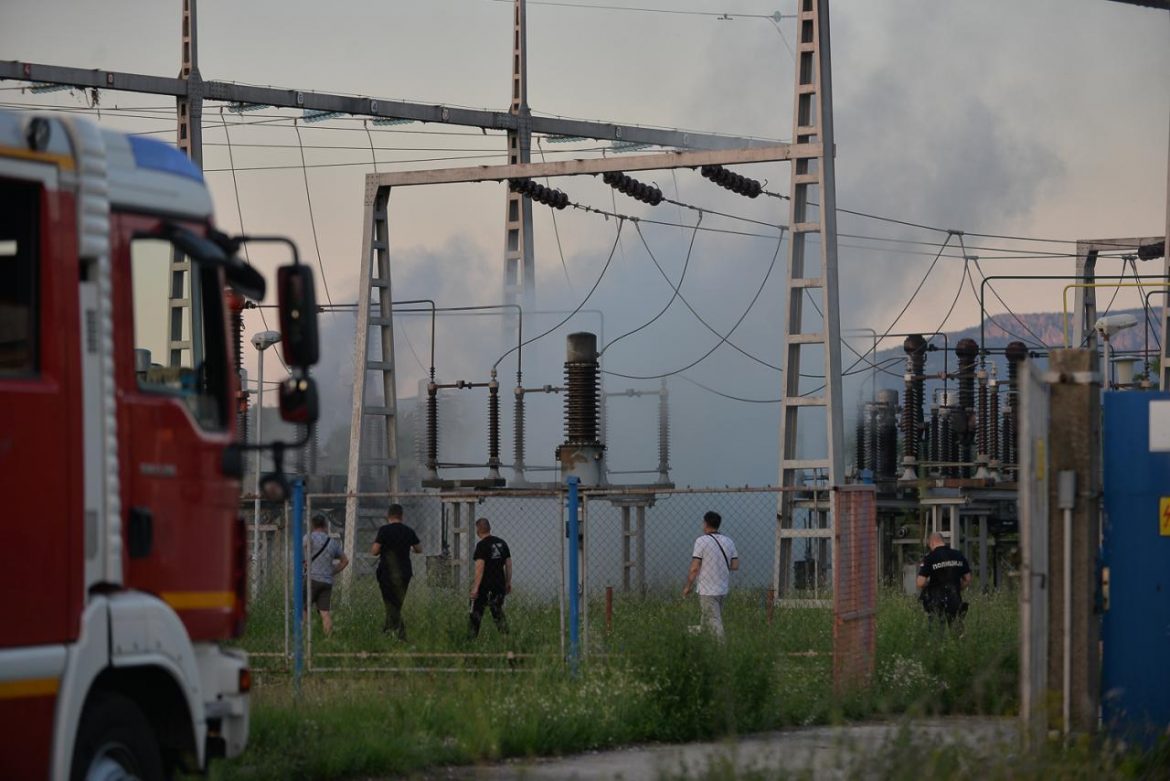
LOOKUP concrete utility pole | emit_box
[1045,349,1101,736]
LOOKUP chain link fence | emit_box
[240,486,874,679]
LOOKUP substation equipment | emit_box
[13,0,1166,612]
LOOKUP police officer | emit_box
[916,532,972,625]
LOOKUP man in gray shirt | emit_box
[304,513,348,636]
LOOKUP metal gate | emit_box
[1101,391,1170,746]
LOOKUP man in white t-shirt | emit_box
[682,510,739,640]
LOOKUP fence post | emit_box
[567,476,580,673]
[605,586,613,634]
[292,478,305,694]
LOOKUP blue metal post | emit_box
[291,478,305,693]
[567,476,580,673]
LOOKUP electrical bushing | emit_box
[557,332,605,485]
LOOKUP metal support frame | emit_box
[1072,236,1164,354]
[341,179,399,585]
[1163,117,1170,389]
[446,498,477,588]
[0,66,771,153]
[618,501,648,595]
[775,0,845,606]
[342,145,794,568]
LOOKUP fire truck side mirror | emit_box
[224,261,266,303]
[279,376,319,425]
[277,265,319,368]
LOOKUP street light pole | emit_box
[250,330,281,597]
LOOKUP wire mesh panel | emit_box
[832,485,877,693]
[583,488,782,595]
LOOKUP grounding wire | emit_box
[600,215,702,357]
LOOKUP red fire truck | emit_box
[0,110,319,779]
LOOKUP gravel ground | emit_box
[423,717,1018,780]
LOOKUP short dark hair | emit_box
[703,511,722,530]
[311,513,328,530]
[475,517,491,533]
[387,503,404,519]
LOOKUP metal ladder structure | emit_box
[342,178,400,582]
[775,0,845,607]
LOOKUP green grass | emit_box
[206,581,1137,780]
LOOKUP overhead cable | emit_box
[293,121,335,307]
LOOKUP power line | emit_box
[218,107,289,372]
[494,219,626,368]
[629,218,784,371]
[970,257,1051,349]
[293,122,335,307]
[601,214,702,356]
[924,258,972,350]
[602,224,783,380]
[537,137,575,290]
[487,0,786,19]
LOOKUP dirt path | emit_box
[428,717,1017,780]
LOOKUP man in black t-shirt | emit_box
[469,518,511,639]
[916,532,972,626]
[371,503,421,640]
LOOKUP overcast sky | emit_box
[2,0,1167,484]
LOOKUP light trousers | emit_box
[698,594,726,640]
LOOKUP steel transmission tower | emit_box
[774,0,846,606]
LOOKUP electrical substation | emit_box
[4,0,1169,750]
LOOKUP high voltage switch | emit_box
[602,172,664,206]
[699,165,762,198]
[508,178,570,210]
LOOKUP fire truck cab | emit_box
[0,110,317,779]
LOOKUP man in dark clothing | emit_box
[468,518,511,639]
[916,532,972,625]
[371,503,421,640]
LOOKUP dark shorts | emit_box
[310,579,333,611]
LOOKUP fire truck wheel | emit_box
[71,692,165,781]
